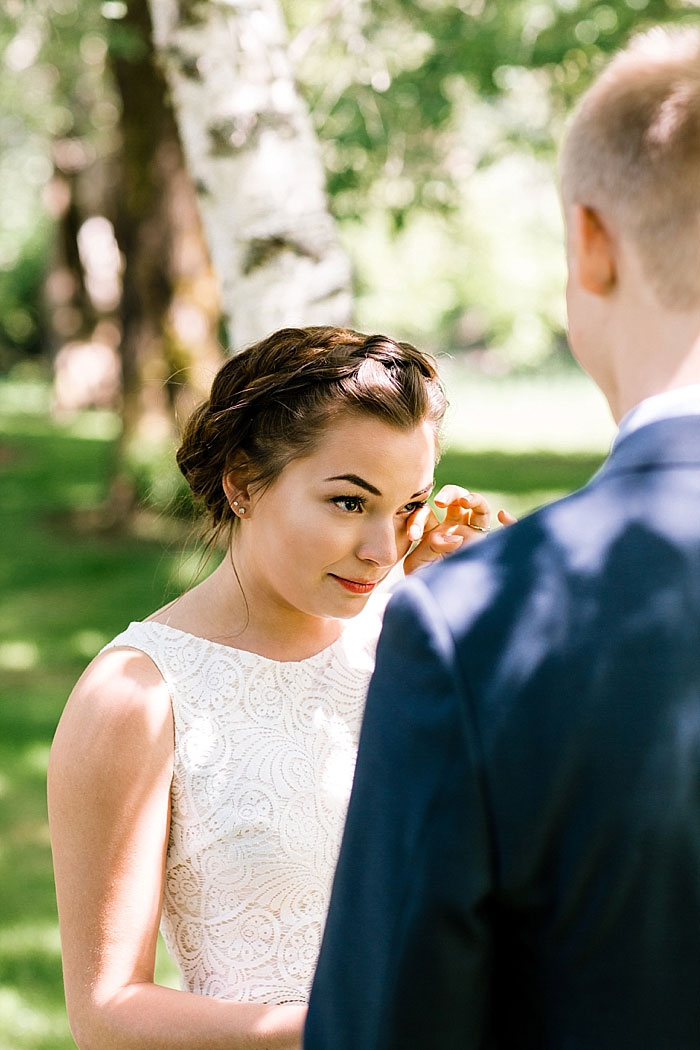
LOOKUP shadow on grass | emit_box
[0,408,607,1050]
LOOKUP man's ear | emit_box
[572,203,617,295]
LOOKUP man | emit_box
[305,27,700,1050]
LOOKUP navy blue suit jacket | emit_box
[305,415,700,1050]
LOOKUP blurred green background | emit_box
[2,0,695,1045]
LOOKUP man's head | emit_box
[560,27,700,413]
[562,27,700,310]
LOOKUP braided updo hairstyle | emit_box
[177,326,447,547]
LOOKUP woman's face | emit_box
[233,412,437,625]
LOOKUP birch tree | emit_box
[147,0,352,350]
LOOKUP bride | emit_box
[48,325,505,1049]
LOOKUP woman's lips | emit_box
[330,575,379,594]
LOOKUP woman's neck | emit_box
[153,557,342,662]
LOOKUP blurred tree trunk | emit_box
[147,0,352,350]
[42,154,96,357]
[106,0,224,520]
[112,0,223,437]
[45,147,123,418]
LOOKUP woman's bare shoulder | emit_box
[50,646,173,779]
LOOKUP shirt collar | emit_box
[613,385,700,450]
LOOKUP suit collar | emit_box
[601,415,700,477]
[614,385,700,449]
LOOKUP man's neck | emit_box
[605,315,700,423]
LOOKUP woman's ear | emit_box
[222,468,250,518]
[572,203,617,296]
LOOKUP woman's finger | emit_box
[498,509,518,526]
[407,502,436,542]
[463,491,491,526]
[432,485,473,512]
[406,497,519,575]
[434,487,492,524]
[404,527,462,574]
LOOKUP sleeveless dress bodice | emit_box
[101,604,384,1004]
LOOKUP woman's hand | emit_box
[403,485,516,575]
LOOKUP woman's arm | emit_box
[48,648,306,1050]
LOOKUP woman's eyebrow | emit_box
[325,474,381,496]
[324,476,435,499]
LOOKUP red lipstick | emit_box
[331,575,378,594]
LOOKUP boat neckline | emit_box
[128,617,350,667]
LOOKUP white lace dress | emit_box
[101,600,385,1004]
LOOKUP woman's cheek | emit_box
[397,528,413,561]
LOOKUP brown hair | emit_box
[177,326,446,545]
[560,26,700,310]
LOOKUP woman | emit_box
[48,326,503,1049]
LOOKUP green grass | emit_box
[0,405,186,1050]
[0,369,610,1049]
[434,363,612,519]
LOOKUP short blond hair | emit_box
[560,26,700,310]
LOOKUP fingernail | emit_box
[409,526,421,540]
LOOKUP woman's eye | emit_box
[332,496,365,513]
[402,500,428,515]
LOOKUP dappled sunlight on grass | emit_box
[70,628,110,660]
[21,744,51,778]
[172,546,221,593]
[0,641,39,671]
[0,921,66,1047]
[0,922,60,957]
[63,409,121,441]
[0,379,51,417]
[0,984,74,1050]
[64,481,108,508]
[1,399,193,1049]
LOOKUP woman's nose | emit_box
[356,519,406,567]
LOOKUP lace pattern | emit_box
[101,604,384,1003]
